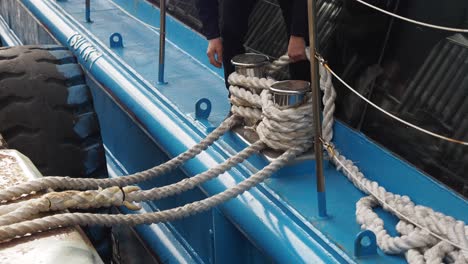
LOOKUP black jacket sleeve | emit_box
[195,0,221,40]
[289,0,308,38]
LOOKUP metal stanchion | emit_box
[85,0,92,23]
[307,0,327,217]
[158,0,167,84]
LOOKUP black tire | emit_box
[0,45,106,177]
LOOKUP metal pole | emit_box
[307,0,327,217]
[85,0,91,23]
[158,0,167,84]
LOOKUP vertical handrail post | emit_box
[158,0,167,84]
[85,0,92,23]
[307,0,327,218]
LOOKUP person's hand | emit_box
[287,36,307,62]
[207,38,223,68]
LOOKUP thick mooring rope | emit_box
[257,90,314,151]
[0,115,240,202]
[0,50,465,264]
[318,61,468,263]
[228,72,274,123]
[267,55,291,75]
[0,61,313,242]
[0,142,266,226]
[0,186,141,226]
[0,148,301,242]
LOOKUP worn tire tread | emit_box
[0,45,106,177]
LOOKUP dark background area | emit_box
[152,0,468,197]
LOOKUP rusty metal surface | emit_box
[0,150,103,264]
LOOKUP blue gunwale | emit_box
[20,0,468,262]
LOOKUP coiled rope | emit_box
[318,60,468,263]
[228,72,274,122]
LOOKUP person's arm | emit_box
[195,0,223,68]
[289,0,308,39]
[195,0,220,40]
[287,0,308,62]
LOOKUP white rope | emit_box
[230,104,262,121]
[229,86,263,108]
[0,115,241,202]
[0,186,141,226]
[0,148,302,242]
[228,72,275,124]
[1,48,465,264]
[0,62,314,243]
[319,62,468,263]
[332,151,468,263]
[257,90,314,151]
[228,72,274,90]
[354,0,468,33]
[267,55,291,74]
[198,52,468,263]
[228,60,314,151]
[0,142,266,225]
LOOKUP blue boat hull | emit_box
[0,0,466,263]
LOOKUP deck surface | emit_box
[59,0,229,125]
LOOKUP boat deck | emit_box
[51,0,468,263]
[59,0,229,125]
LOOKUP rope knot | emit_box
[45,186,142,211]
[121,186,142,211]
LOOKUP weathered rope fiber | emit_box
[0,115,241,202]
[318,60,468,263]
[228,73,274,123]
[0,186,140,226]
[0,57,315,242]
[0,148,301,242]
[0,142,265,225]
[257,90,313,151]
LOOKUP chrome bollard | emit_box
[269,80,310,109]
[231,53,269,94]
